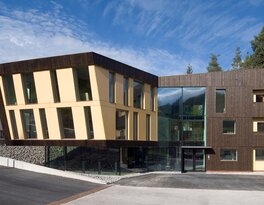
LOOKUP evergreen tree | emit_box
[186,64,193,74]
[250,27,264,68]
[207,54,222,72]
[231,47,242,70]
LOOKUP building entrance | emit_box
[182,148,205,172]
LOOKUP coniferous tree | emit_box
[250,27,264,68]
[186,64,193,74]
[231,47,242,70]
[207,54,222,72]
[243,27,264,69]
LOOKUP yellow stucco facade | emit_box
[0,65,158,141]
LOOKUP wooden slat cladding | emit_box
[159,69,264,171]
[0,52,158,86]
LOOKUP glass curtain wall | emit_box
[158,87,206,142]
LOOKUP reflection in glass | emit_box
[84,107,94,139]
[116,109,128,140]
[9,110,18,139]
[76,67,92,101]
[21,109,37,138]
[133,81,144,109]
[256,149,264,160]
[50,71,60,102]
[58,107,75,138]
[123,77,129,106]
[133,112,138,140]
[150,87,155,111]
[158,87,206,142]
[223,121,235,134]
[39,109,49,139]
[182,121,204,141]
[22,73,37,104]
[146,114,150,141]
[216,89,225,113]
[183,87,205,116]
[3,75,17,105]
[109,72,115,103]
[220,149,237,161]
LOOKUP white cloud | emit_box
[0,3,206,75]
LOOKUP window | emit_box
[220,149,237,161]
[84,107,94,139]
[116,109,128,140]
[21,109,37,139]
[39,109,48,139]
[182,121,204,141]
[253,119,264,133]
[50,71,60,102]
[123,77,129,106]
[9,110,18,139]
[257,122,264,132]
[22,73,37,104]
[146,114,150,141]
[133,81,144,109]
[133,112,138,140]
[109,72,115,103]
[150,87,155,111]
[216,89,225,113]
[223,120,235,134]
[75,67,92,101]
[58,108,75,138]
[253,90,264,102]
[256,149,264,161]
[3,75,17,105]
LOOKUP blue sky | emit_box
[0,0,263,75]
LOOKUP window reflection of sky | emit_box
[158,87,205,106]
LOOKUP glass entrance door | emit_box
[183,148,205,172]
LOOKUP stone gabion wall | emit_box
[0,145,46,165]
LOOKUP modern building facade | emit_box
[0,52,263,173]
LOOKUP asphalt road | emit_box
[115,173,264,191]
[0,166,102,205]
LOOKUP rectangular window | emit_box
[22,73,37,104]
[9,110,18,139]
[39,109,49,139]
[21,109,37,139]
[256,149,264,161]
[109,72,115,103]
[133,112,138,140]
[58,108,75,138]
[75,67,92,101]
[253,90,264,102]
[133,81,144,109]
[216,89,225,113]
[150,87,155,111]
[50,71,60,102]
[146,114,150,141]
[123,77,129,106]
[116,109,128,140]
[220,149,237,161]
[257,122,264,132]
[223,120,235,134]
[84,107,94,139]
[3,75,17,105]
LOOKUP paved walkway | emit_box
[0,166,103,205]
[64,185,264,205]
[115,173,264,190]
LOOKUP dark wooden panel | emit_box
[206,146,252,171]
